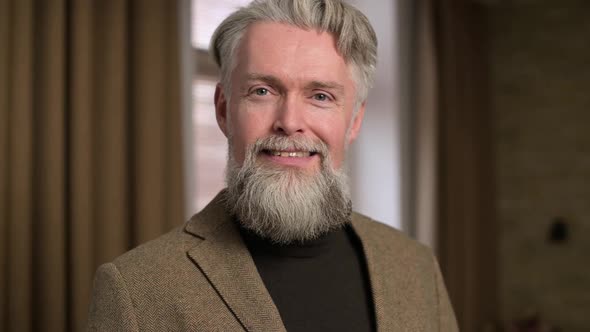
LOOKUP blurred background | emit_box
[1,0,589,331]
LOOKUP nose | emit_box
[272,95,306,135]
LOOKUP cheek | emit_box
[313,120,349,167]
[231,111,269,141]
[228,107,273,164]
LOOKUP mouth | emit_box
[259,149,320,168]
[262,149,319,158]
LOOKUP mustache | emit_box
[249,136,330,159]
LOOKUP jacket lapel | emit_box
[351,214,417,331]
[184,192,286,332]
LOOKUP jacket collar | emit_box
[184,190,407,331]
[184,191,286,332]
[351,213,432,331]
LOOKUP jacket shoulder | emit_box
[351,212,458,331]
[88,222,245,331]
[110,225,197,271]
[351,211,432,256]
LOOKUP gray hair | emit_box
[210,0,378,106]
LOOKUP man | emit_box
[87,0,458,331]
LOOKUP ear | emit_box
[347,102,366,144]
[214,84,229,137]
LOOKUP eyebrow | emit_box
[305,81,345,94]
[245,73,285,90]
[245,73,345,94]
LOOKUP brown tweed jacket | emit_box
[87,192,458,331]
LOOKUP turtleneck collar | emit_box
[238,222,350,258]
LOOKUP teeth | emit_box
[269,151,311,157]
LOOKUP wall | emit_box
[348,0,413,231]
[490,0,590,330]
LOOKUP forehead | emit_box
[232,22,354,89]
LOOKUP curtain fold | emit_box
[432,0,498,331]
[0,0,185,330]
[413,0,439,250]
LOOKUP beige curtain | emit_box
[413,0,439,250]
[413,0,498,330]
[0,0,185,331]
[435,0,498,331]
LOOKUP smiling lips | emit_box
[262,149,318,158]
[269,150,311,157]
[261,149,319,167]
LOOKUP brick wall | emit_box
[490,0,590,330]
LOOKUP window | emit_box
[190,0,251,211]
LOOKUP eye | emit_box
[254,87,269,96]
[313,93,330,101]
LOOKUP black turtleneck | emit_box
[240,225,376,332]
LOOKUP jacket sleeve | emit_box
[87,263,140,332]
[433,255,460,332]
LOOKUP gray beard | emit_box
[224,136,352,244]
